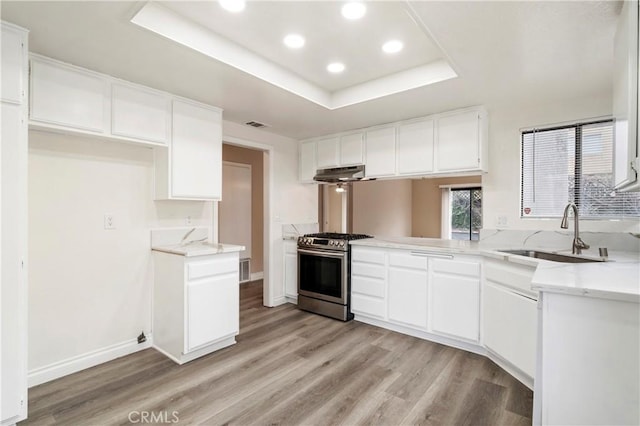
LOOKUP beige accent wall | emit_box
[222,144,264,273]
[411,176,482,238]
[352,179,412,237]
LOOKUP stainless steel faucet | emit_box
[560,203,589,254]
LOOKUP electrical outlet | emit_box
[185,215,192,225]
[104,213,115,230]
[496,215,508,227]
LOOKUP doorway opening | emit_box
[219,143,267,303]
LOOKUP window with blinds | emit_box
[521,120,640,218]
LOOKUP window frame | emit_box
[519,118,638,220]
[440,184,483,240]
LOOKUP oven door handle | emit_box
[298,248,347,259]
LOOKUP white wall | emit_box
[352,179,413,237]
[222,120,317,305]
[28,131,213,373]
[483,93,640,233]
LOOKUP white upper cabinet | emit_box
[1,24,24,104]
[298,106,488,183]
[28,54,224,201]
[299,132,364,182]
[613,0,639,191]
[435,110,485,172]
[340,132,364,166]
[365,126,397,177]
[164,99,222,200]
[111,83,170,145]
[299,140,317,183]
[397,118,434,175]
[316,136,340,169]
[30,56,108,133]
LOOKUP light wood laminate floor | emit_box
[21,281,533,425]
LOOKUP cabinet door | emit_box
[299,140,317,182]
[30,58,108,133]
[430,258,480,342]
[340,132,364,166]
[316,137,340,169]
[1,102,27,424]
[388,253,428,329]
[613,0,639,190]
[397,119,434,175]
[171,100,222,199]
[284,241,298,298]
[111,83,170,144]
[365,126,396,177]
[186,274,239,352]
[1,25,24,104]
[483,283,537,378]
[436,111,480,171]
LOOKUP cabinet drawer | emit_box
[485,260,536,297]
[188,256,238,281]
[351,294,385,319]
[352,262,385,280]
[352,275,385,298]
[389,252,428,270]
[351,247,385,265]
[431,258,479,277]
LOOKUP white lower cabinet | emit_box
[153,251,239,364]
[351,246,482,348]
[388,252,428,329]
[283,240,298,300]
[351,247,387,319]
[536,292,639,425]
[430,256,480,342]
[483,259,537,383]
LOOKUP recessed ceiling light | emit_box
[382,40,404,54]
[341,2,366,20]
[327,62,345,74]
[218,0,245,13]
[283,34,305,49]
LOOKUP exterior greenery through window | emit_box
[521,120,640,218]
[451,188,482,241]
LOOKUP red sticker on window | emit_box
[524,207,531,215]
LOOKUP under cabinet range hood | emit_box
[313,165,366,183]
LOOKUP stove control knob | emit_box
[340,241,345,247]
[329,240,335,246]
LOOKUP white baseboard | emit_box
[269,296,288,307]
[250,271,264,281]
[28,334,153,387]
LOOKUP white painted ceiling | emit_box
[160,1,447,92]
[0,1,621,139]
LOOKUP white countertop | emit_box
[531,261,640,303]
[350,236,640,302]
[152,242,245,257]
[350,237,480,253]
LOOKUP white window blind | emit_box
[521,120,640,218]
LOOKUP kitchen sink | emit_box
[499,249,606,263]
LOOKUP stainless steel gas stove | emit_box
[297,232,372,321]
